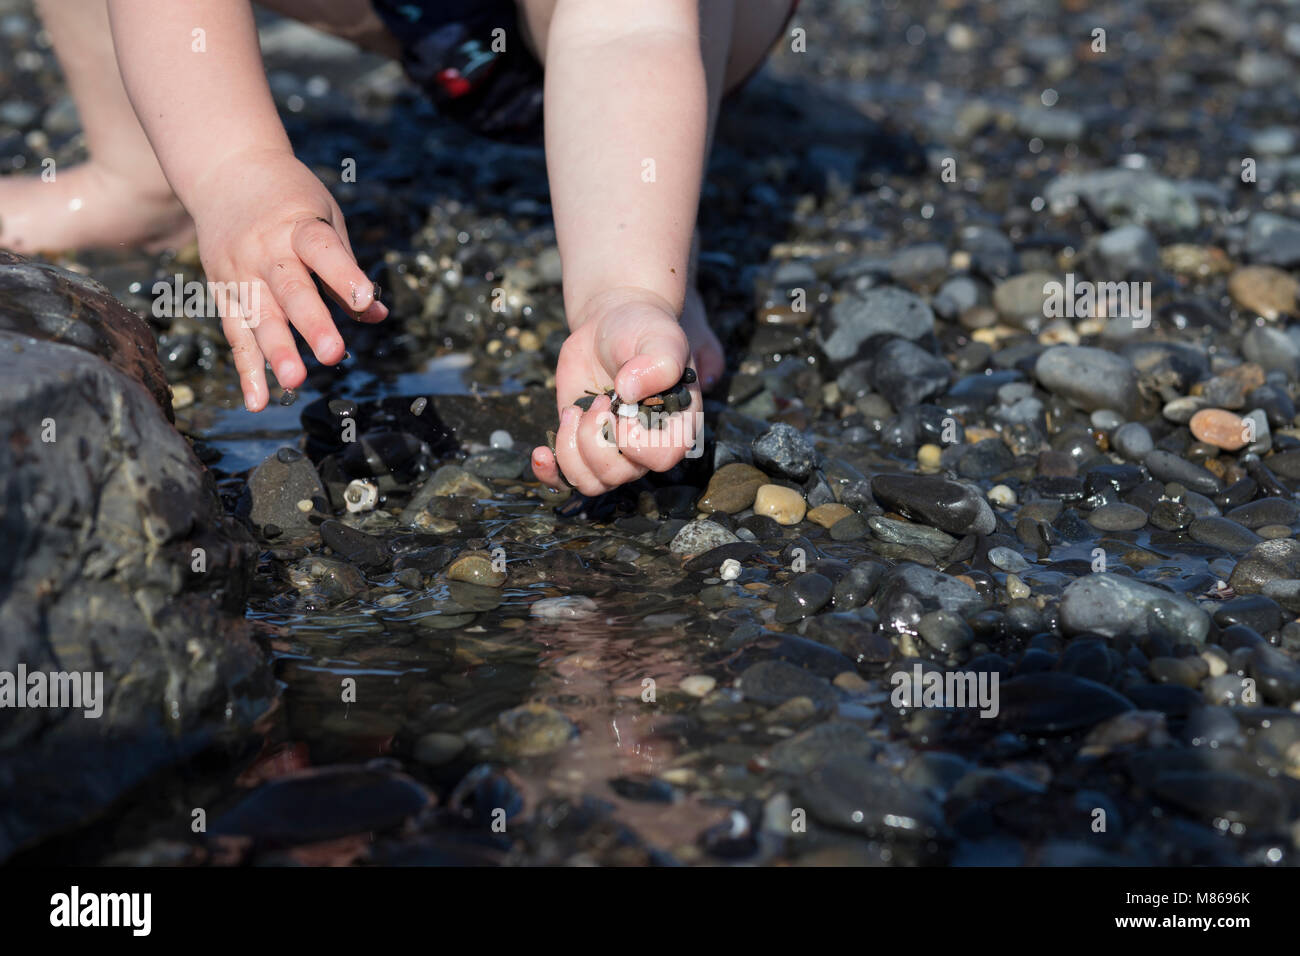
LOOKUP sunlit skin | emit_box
[0,0,793,490]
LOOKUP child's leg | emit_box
[0,0,396,255]
[0,0,194,253]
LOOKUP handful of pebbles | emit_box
[547,368,696,452]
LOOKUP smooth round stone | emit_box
[489,429,514,449]
[1189,408,1249,451]
[1188,517,1263,555]
[698,462,768,513]
[918,609,974,654]
[987,546,1029,572]
[917,443,943,471]
[1059,573,1210,642]
[1034,345,1140,416]
[1259,524,1293,539]
[670,519,740,556]
[988,484,1017,507]
[754,484,807,525]
[446,551,506,587]
[1087,502,1148,531]
[680,675,717,697]
[496,703,578,757]
[871,474,996,536]
[1228,539,1300,595]
[807,503,854,528]
[1150,498,1193,531]
[1144,450,1223,494]
[1228,265,1298,320]
[413,732,466,766]
[530,595,599,620]
[1162,396,1208,423]
[775,572,834,623]
[1225,497,1300,528]
[829,514,870,540]
[1090,409,1124,431]
[738,660,835,711]
[1149,656,1205,689]
[1112,422,1154,460]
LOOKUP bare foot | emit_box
[0,162,195,255]
[681,285,724,391]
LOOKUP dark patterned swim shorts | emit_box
[369,0,544,143]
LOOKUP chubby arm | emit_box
[106,0,385,411]
[106,0,288,212]
[543,0,707,324]
[529,0,713,495]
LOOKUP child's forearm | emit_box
[543,0,707,327]
[106,0,291,219]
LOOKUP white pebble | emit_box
[490,429,514,449]
[617,402,639,418]
[530,595,599,621]
[988,484,1017,507]
[295,498,313,513]
[680,675,717,698]
[720,558,742,581]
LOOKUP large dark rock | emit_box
[0,252,271,862]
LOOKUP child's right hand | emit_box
[192,147,387,411]
[531,289,702,496]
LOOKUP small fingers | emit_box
[552,405,603,496]
[530,445,566,491]
[620,404,703,472]
[291,217,375,313]
[222,309,268,412]
[250,302,305,391]
[573,396,647,491]
[266,259,345,365]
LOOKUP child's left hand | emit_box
[531,289,703,496]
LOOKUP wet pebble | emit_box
[753,484,807,525]
[446,550,507,587]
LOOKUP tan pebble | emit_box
[1229,266,1299,320]
[1259,524,1293,539]
[964,426,999,443]
[1189,408,1249,451]
[1200,652,1226,679]
[680,675,717,697]
[917,443,943,471]
[698,463,768,514]
[296,499,313,513]
[954,574,977,590]
[170,383,195,410]
[446,551,506,587]
[807,503,854,528]
[1037,321,1080,346]
[517,330,541,351]
[1006,574,1030,600]
[833,671,871,693]
[754,484,807,525]
[763,695,817,724]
